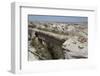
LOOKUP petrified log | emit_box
[29,28,67,59]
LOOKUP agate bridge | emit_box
[28,28,68,59]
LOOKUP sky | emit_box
[28,15,88,23]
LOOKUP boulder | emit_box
[62,36,88,59]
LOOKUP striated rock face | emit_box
[30,37,52,60]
